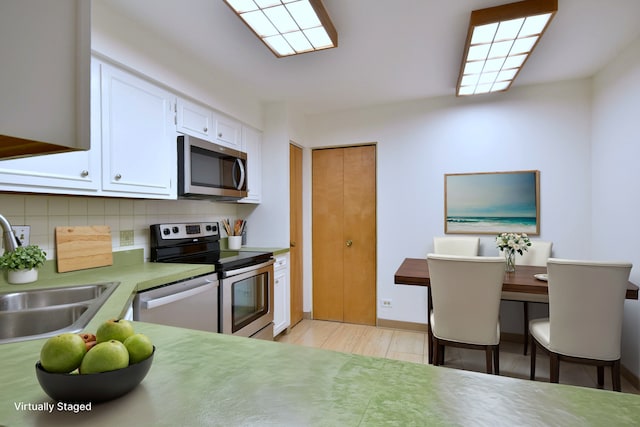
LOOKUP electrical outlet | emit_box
[11,226,30,246]
[381,298,392,308]
[120,230,134,246]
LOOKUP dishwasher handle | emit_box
[141,280,217,310]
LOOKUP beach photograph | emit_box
[445,170,539,234]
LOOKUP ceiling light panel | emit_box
[224,0,337,57]
[456,0,557,96]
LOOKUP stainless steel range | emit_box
[136,222,275,340]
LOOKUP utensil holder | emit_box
[228,236,242,250]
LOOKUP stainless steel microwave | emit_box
[177,135,248,200]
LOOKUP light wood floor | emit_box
[276,319,640,395]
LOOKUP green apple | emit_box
[96,318,135,343]
[79,340,129,374]
[124,333,154,364]
[40,333,87,373]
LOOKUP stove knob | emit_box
[206,224,212,231]
[162,228,170,236]
[172,226,179,234]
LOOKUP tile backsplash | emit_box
[0,193,239,261]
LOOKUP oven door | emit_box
[220,259,274,339]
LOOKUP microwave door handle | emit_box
[233,158,246,190]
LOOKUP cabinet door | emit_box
[100,62,176,198]
[214,114,241,149]
[273,254,291,336]
[176,98,213,140]
[239,126,262,204]
[0,149,98,194]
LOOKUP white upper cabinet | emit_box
[176,99,213,140]
[176,98,241,150]
[99,61,177,198]
[214,114,241,149]
[0,0,91,158]
[239,126,262,204]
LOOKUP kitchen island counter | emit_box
[2,321,640,426]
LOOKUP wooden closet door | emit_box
[312,148,345,321]
[343,146,376,325]
[289,144,303,327]
[312,145,376,325]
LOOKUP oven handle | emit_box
[141,280,217,310]
[223,258,275,277]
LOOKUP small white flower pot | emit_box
[7,268,38,285]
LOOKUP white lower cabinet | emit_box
[273,253,291,337]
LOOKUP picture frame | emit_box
[444,170,540,235]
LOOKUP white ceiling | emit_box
[100,0,640,115]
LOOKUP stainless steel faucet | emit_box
[0,214,21,254]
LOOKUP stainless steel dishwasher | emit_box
[133,273,219,333]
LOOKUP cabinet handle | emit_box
[80,170,89,177]
[115,173,122,180]
[346,240,353,247]
[290,242,296,248]
[218,132,223,138]
[203,127,208,132]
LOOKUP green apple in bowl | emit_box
[96,318,135,343]
[80,340,129,374]
[40,333,87,373]
[124,333,154,364]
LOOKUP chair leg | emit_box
[432,337,439,366]
[438,343,445,365]
[530,336,536,380]
[493,345,500,375]
[612,360,621,392]
[523,302,529,355]
[485,347,492,374]
[427,324,434,364]
[597,366,605,389]
[550,353,560,383]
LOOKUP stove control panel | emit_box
[153,222,219,240]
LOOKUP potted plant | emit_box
[0,245,47,284]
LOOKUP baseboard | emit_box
[303,311,312,320]
[376,318,428,332]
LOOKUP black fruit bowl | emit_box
[35,347,155,403]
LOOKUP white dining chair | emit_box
[433,236,480,256]
[427,254,505,374]
[426,236,481,363]
[529,258,632,391]
[501,240,553,355]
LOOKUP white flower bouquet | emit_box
[495,232,531,255]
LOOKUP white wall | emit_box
[303,79,594,328]
[592,36,640,377]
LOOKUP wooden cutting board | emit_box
[55,225,113,272]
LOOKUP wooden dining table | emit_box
[394,257,639,363]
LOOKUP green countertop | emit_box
[1,249,639,425]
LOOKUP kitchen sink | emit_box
[0,282,119,343]
[0,283,117,311]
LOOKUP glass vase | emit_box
[504,249,516,273]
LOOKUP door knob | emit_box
[346,240,353,247]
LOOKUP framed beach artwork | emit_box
[444,170,540,235]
